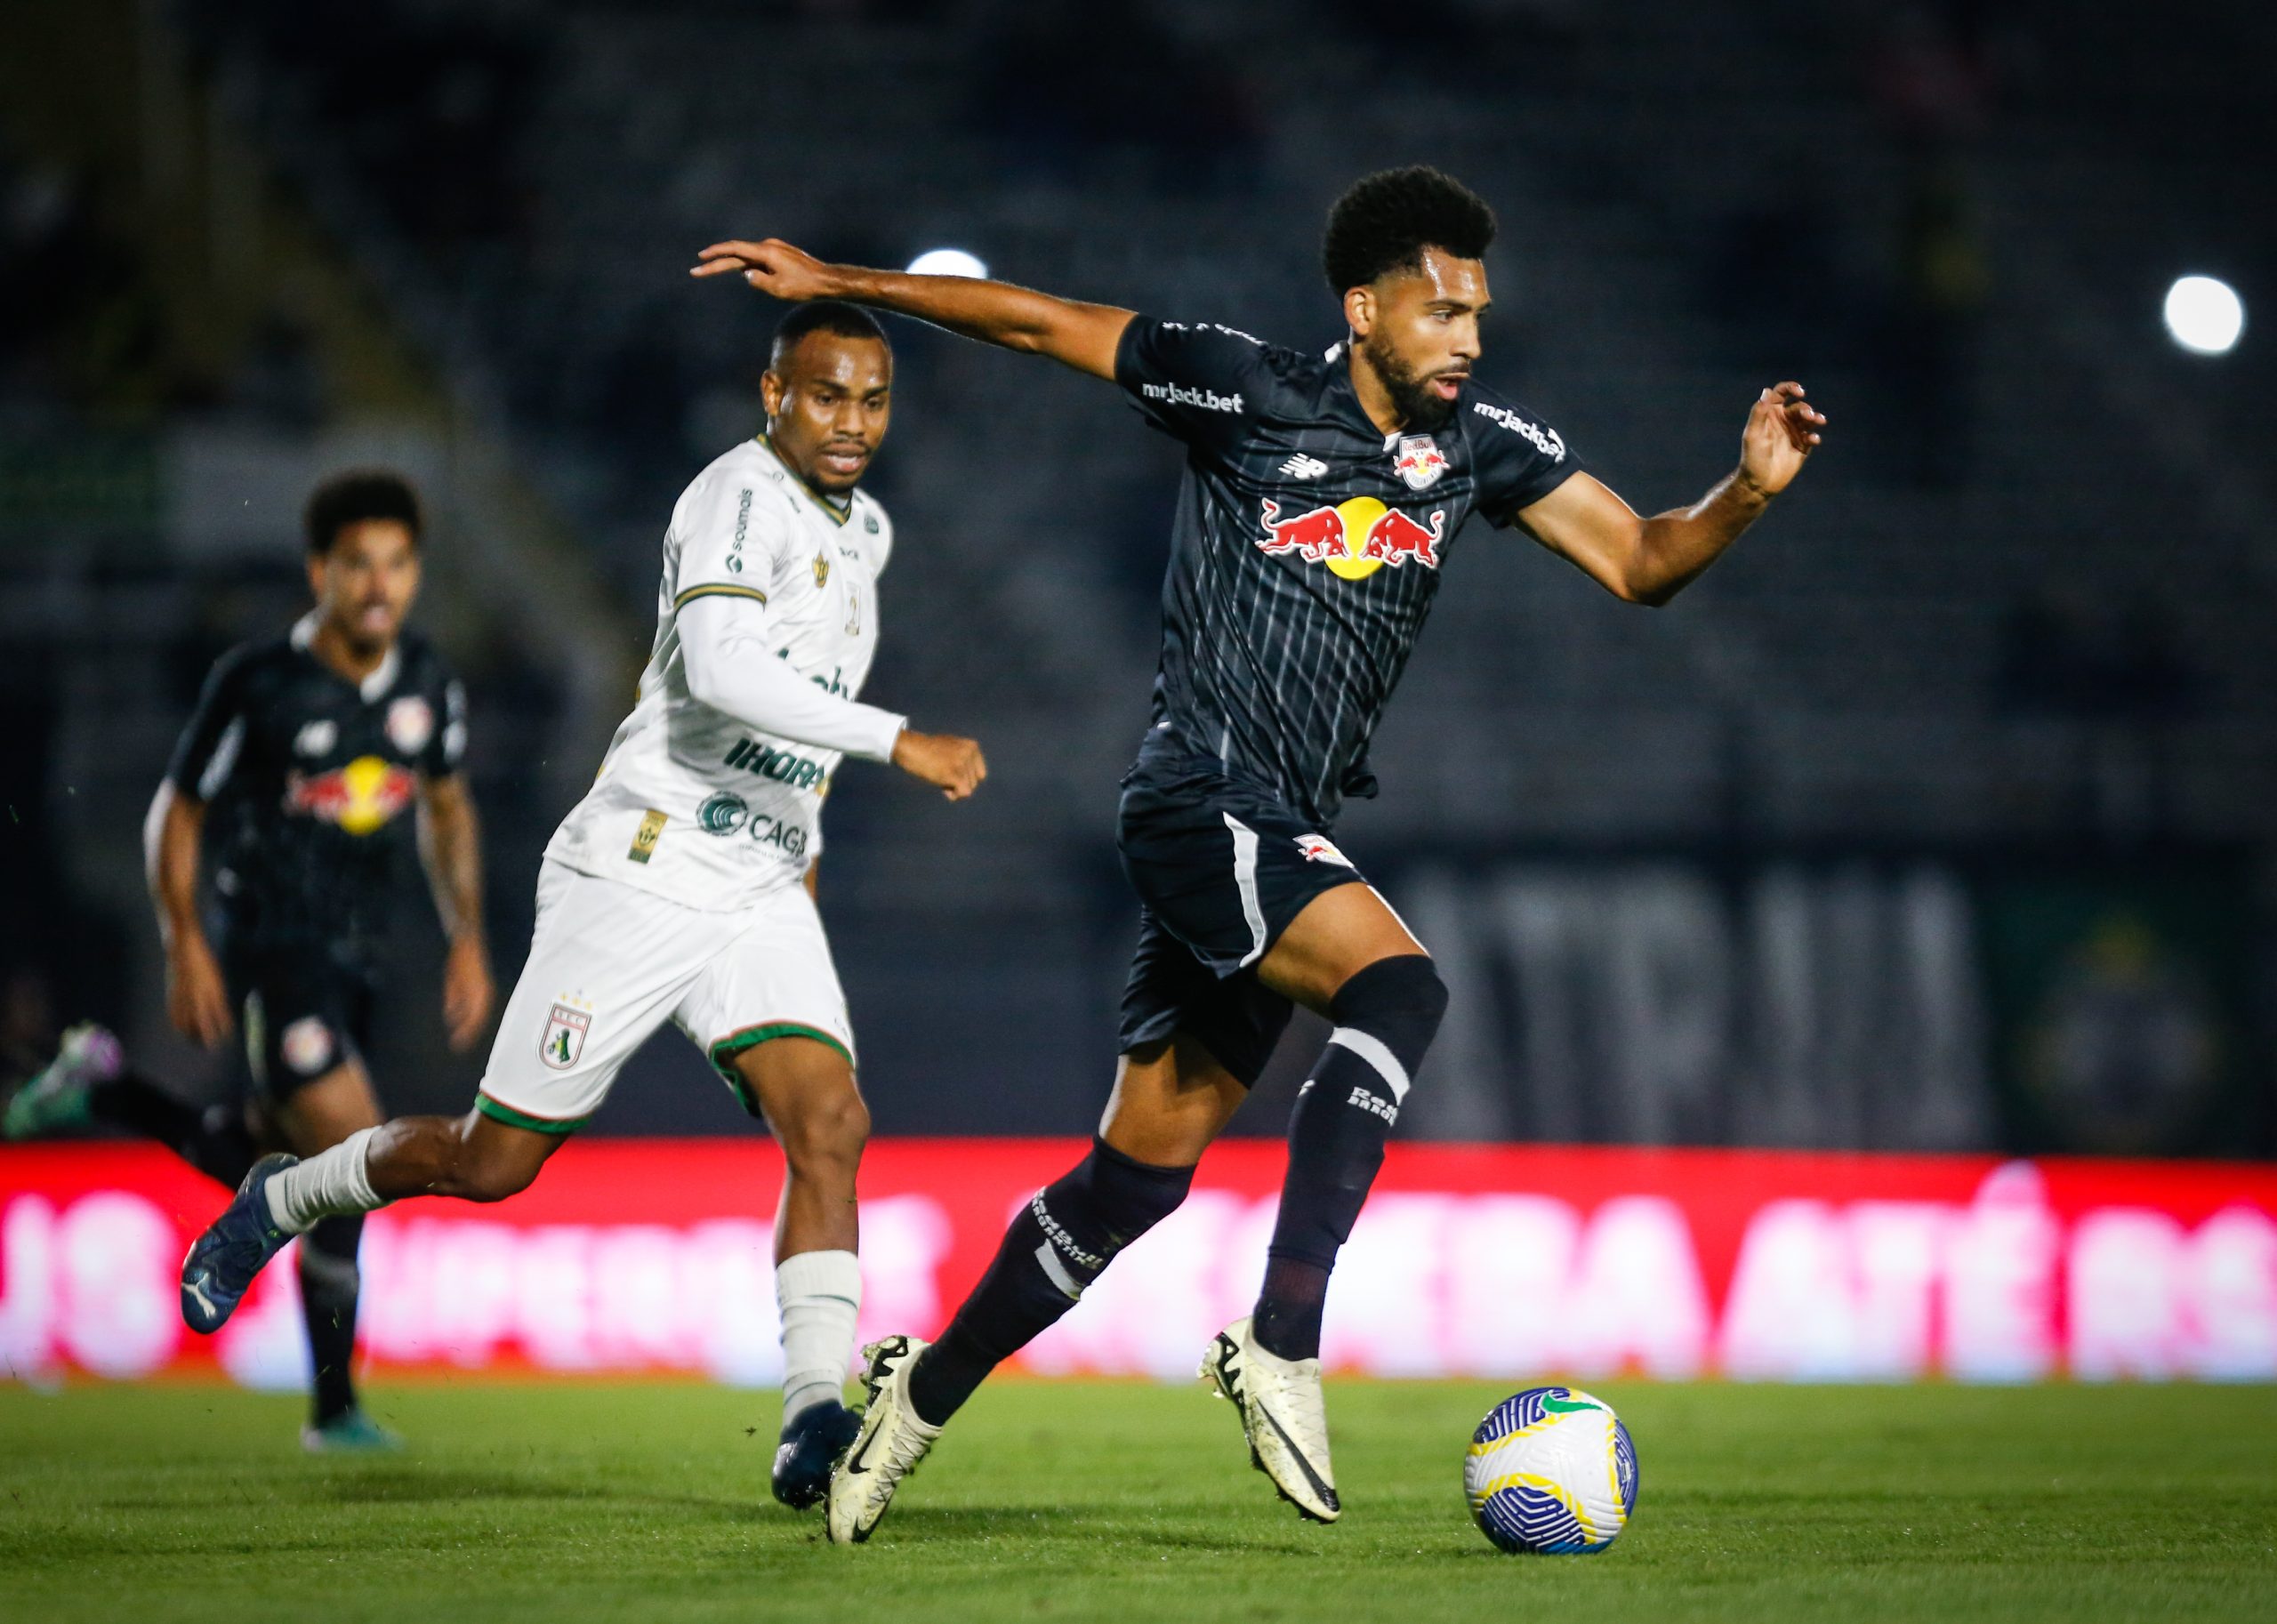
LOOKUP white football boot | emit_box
[825,1335,941,1545]
[1200,1315,1340,1522]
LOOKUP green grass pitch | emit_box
[4,1379,2274,1623]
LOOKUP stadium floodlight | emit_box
[905,247,988,279]
[2162,275,2244,356]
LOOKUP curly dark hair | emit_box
[1321,166,1498,293]
[303,469,422,556]
[771,299,891,367]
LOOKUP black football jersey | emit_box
[166,615,466,956]
[1115,317,1581,827]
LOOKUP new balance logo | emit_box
[1142,381,1244,414]
[1348,1085,1397,1125]
[1279,454,1329,480]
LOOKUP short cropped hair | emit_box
[304,469,422,556]
[770,300,891,368]
[1322,166,1498,293]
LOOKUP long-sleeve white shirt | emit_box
[544,436,898,908]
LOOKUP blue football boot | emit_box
[180,1153,299,1333]
[771,1398,863,1509]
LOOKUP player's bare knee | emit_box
[780,1087,867,1180]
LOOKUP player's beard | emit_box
[1362,334,1460,431]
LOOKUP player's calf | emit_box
[318,1110,557,1206]
[1252,953,1446,1362]
[180,1112,559,1332]
[904,1137,1194,1427]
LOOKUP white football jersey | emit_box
[544,437,893,910]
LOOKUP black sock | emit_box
[907,1138,1192,1426]
[1252,954,1447,1362]
[89,1072,258,1188]
[299,1215,366,1427]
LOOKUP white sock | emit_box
[264,1127,383,1234]
[776,1249,860,1426]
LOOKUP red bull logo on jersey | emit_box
[1258,496,1446,580]
[282,755,417,836]
[1393,435,1448,491]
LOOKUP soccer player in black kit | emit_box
[695,166,1826,1539]
[5,470,494,1450]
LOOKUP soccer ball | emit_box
[1463,1386,1639,1554]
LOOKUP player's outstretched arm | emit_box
[418,774,495,1051]
[692,237,1133,382]
[1518,382,1827,607]
[676,596,986,800]
[143,782,233,1049]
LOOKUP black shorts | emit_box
[1114,751,1367,1087]
[222,943,376,1100]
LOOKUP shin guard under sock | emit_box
[907,1138,1192,1425]
[1253,954,1447,1361]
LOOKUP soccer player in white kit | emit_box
[176,302,987,1510]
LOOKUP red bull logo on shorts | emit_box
[1258,496,1446,581]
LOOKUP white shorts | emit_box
[476,859,855,1134]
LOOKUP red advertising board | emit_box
[4,1140,2273,1385]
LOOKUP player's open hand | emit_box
[1738,382,1826,496]
[690,237,840,301]
[442,935,495,1052]
[892,729,988,801]
[165,934,234,1049]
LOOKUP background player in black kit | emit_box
[695,165,1826,1539]
[5,470,495,1451]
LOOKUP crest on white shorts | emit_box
[540,1001,591,1071]
[1294,833,1354,867]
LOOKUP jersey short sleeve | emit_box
[1115,317,1271,450]
[670,465,796,615]
[166,644,256,800]
[422,660,469,777]
[1466,383,1583,530]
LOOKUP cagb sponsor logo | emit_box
[695,791,810,857]
[1473,399,1566,462]
[697,792,749,834]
